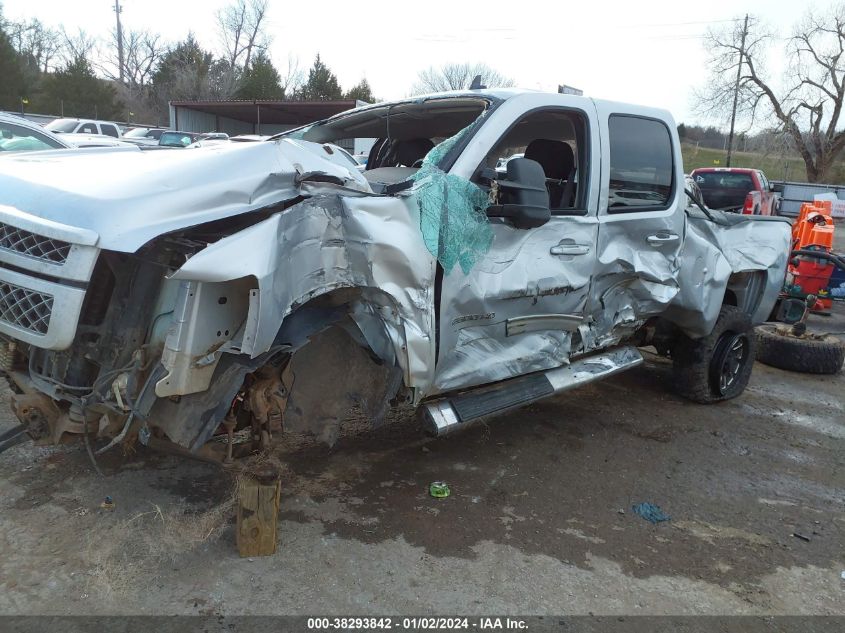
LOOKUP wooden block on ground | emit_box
[236,467,281,557]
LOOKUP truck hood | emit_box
[0,138,370,252]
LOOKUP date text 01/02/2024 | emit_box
[306,617,529,630]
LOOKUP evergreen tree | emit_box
[38,55,122,119]
[236,51,283,99]
[151,34,214,98]
[0,10,26,111]
[149,34,218,117]
[299,54,342,100]
[345,78,374,103]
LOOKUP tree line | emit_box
[0,0,515,127]
[0,0,375,124]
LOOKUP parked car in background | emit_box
[65,135,134,148]
[496,152,524,175]
[0,113,134,154]
[0,112,69,152]
[691,167,780,215]
[45,118,123,138]
[122,127,168,146]
[159,131,230,148]
[158,131,202,147]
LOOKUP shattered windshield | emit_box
[277,96,499,274]
[277,96,495,171]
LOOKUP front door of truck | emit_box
[432,95,601,394]
[587,105,686,346]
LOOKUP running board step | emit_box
[423,346,643,436]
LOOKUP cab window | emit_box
[607,115,674,212]
[479,108,587,214]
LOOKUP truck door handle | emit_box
[550,244,591,256]
[646,232,679,246]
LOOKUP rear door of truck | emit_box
[587,102,686,345]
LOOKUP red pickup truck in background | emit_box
[690,167,780,215]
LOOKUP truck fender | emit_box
[169,193,436,398]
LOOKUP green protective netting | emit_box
[410,126,494,275]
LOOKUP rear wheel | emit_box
[672,305,756,403]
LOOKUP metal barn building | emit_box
[168,99,370,152]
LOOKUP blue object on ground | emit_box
[632,502,671,524]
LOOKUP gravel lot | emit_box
[0,298,843,615]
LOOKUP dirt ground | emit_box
[1,278,844,615]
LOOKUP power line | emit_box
[645,34,708,41]
[635,18,743,28]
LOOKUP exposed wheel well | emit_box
[724,271,766,315]
[272,287,409,443]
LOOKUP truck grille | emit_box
[0,223,72,264]
[0,281,53,335]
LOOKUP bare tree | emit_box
[279,53,304,98]
[411,62,514,94]
[217,0,270,71]
[105,28,164,89]
[58,27,99,66]
[6,18,62,73]
[698,6,845,182]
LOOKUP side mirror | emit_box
[487,157,551,229]
[1,130,12,140]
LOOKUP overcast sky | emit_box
[2,0,810,127]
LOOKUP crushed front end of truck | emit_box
[0,96,498,462]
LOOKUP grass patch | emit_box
[681,142,845,185]
[84,481,237,598]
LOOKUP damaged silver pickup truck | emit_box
[0,89,791,461]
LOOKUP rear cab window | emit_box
[101,124,119,138]
[695,172,754,191]
[607,115,674,212]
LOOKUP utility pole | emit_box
[726,13,749,168]
[113,0,124,83]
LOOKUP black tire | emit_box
[672,305,756,403]
[755,325,845,374]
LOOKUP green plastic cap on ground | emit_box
[429,481,450,498]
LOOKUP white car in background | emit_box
[45,117,122,138]
[0,113,134,154]
[122,127,168,146]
